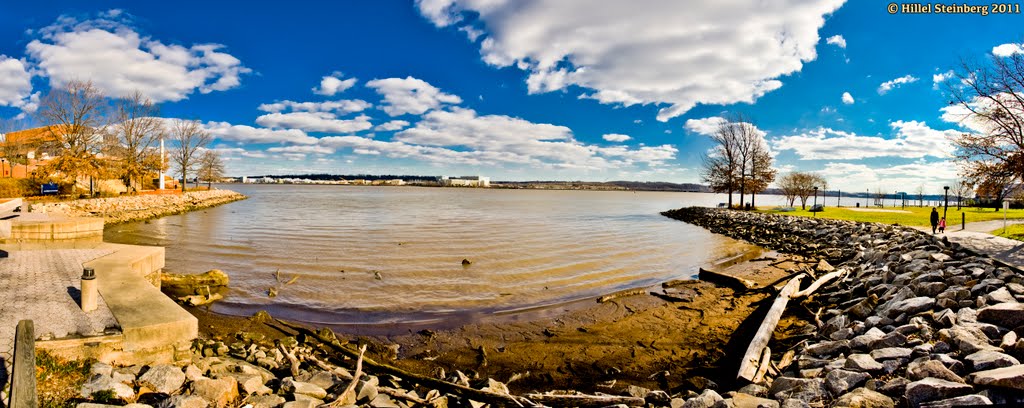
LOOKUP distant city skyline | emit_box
[0,1,1021,192]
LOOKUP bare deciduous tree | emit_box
[947,50,1024,189]
[197,149,225,189]
[700,118,742,207]
[36,79,111,194]
[953,179,974,210]
[776,172,827,209]
[169,119,211,192]
[915,184,925,207]
[111,91,164,192]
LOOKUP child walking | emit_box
[939,217,946,233]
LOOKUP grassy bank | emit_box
[758,205,1024,227]
[992,224,1024,241]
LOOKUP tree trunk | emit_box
[181,170,187,192]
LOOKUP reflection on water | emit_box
[104,185,788,326]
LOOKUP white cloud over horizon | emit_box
[417,0,846,122]
[312,73,357,96]
[255,112,374,134]
[25,11,250,102]
[366,76,462,116]
[602,133,632,142]
[877,75,919,95]
[772,120,956,160]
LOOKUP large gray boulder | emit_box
[969,364,1024,391]
[833,388,894,408]
[904,378,973,407]
[978,303,1024,328]
[965,350,1020,371]
[138,365,186,394]
[826,369,870,395]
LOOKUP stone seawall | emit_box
[662,207,1024,406]
[32,190,246,225]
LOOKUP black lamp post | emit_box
[813,186,819,216]
[943,186,950,219]
[902,192,906,209]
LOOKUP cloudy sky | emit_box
[0,1,1020,191]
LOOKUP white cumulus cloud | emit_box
[0,56,36,111]
[841,92,854,104]
[366,76,462,116]
[417,0,846,122]
[257,99,371,115]
[26,12,250,102]
[204,121,318,145]
[826,35,846,48]
[375,120,410,131]
[312,73,357,96]
[255,112,373,134]
[772,120,955,160]
[992,43,1024,57]
[602,133,632,142]
[877,75,919,95]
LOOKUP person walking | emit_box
[939,217,946,233]
[930,207,939,234]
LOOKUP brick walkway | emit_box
[0,248,116,404]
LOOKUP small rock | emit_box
[978,302,1024,328]
[731,393,780,408]
[965,350,1021,371]
[166,395,209,408]
[138,365,186,394]
[192,377,238,408]
[845,354,884,372]
[968,364,1024,391]
[282,401,317,408]
[907,360,965,383]
[80,374,135,400]
[986,287,1018,304]
[833,387,894,408]
[886,297,936,318]
[246,395,285,408]
[184,365,204,382]
[877,377,910,397]
[805,340,850,357]
[281,378,328,399]
[90,362,113,377]
[904,378,973,406]
[872,331,907,349]
[919,395,993,407]
[870,348,912,361]
[826,369,870,395]
[768,377,828,403]
[682,389,723,408]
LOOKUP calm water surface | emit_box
[104,185,789,327]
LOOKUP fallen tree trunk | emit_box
[523,393,646,407]
[792,270,843,299]
[737,274,804,382]
[698,267,756,291]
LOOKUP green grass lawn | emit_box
[757,205,1024,227]
[991,224,1024,241]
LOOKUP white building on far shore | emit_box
[440,175,490,187]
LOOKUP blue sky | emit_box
[0,1,1021,191]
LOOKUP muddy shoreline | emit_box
[185,248,819,395]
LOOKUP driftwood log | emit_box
[597,288,647,303]
[698,267,757,291]
[523,393,646,407]
[792,270,844,299]
[737,275,804,382]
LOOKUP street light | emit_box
[943,186,950,219]
[813,186,819,217]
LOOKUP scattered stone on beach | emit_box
[137,364,185,394]
[904,378,973,406]
[833,388,893,408]
[462,258,472,266]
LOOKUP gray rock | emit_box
[877,377,909,397]
[969,364,1024,391]
[851,328,886,350]
[986,287,1018,304]
[682,389,723,408]
[184,364,204,382]
[870,348,912,361]
[80,374,135,400]
[780,399,810,408]
[768,377,828,403]
[281,401,317,408]
[886,297,936,318]
[872,331,907,349]
[846,354,884,372]
[232,374,271,396]
[978,302,1024,328]
[965,350,1021,371]
[833,388,894,408]
[246,395,285,408]
[931,253,952,262]
[89,362,113,377]
[905,378,973,406]
[805,340,850,357]
[192,377,238,408]
[919,395,993,407]
[357,376,381,402]
[369,394,400,408]
[138,365,186,394]
[907,360,965,383]
[737,384,767,397]
[826,369,870,395]
[281,378,328,400]
[646,390,672,406]
[938,325,999,354]
[167,395,209,408]
[730,393,779,408]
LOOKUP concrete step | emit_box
[84,244,197,352]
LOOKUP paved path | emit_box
[0,248,115,402]
[915,220,1024,267]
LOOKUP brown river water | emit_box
[103,185,791,328]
